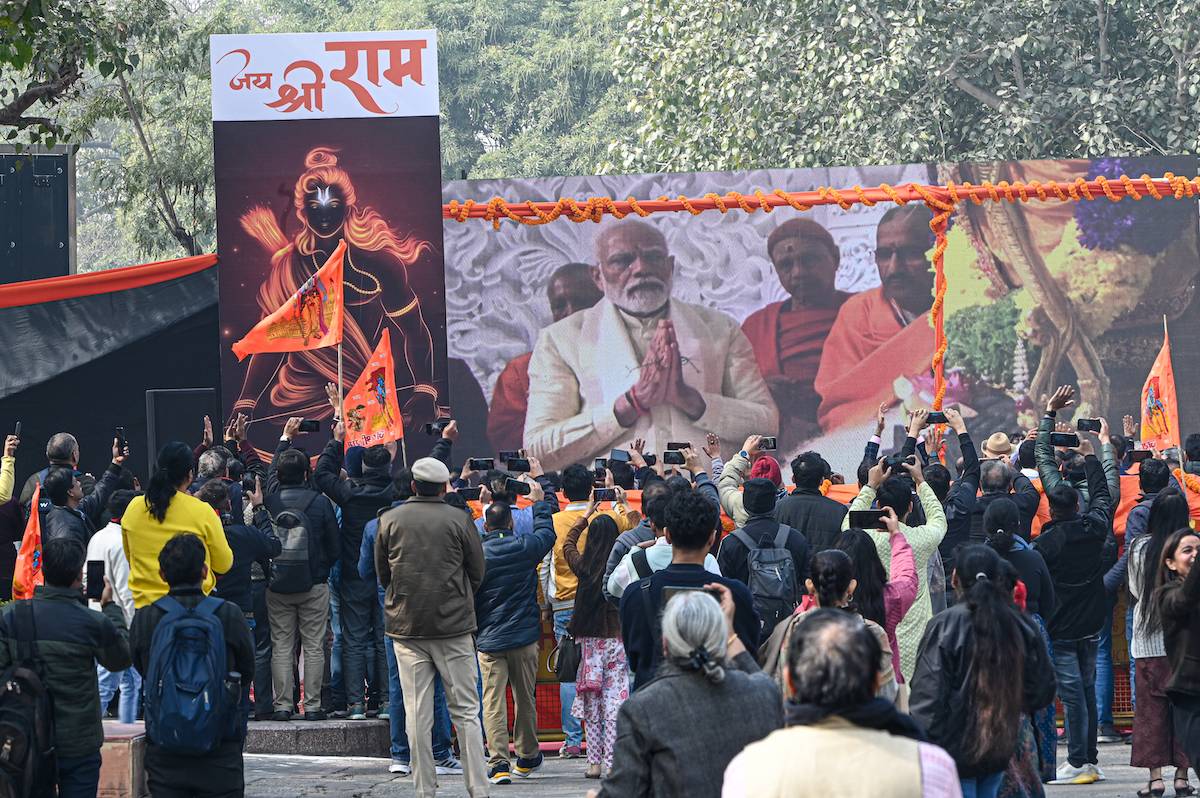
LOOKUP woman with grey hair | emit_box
[590,585,782,798]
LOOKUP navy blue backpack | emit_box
[143,596,240,755]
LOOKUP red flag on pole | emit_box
[1141,319,1181,453]
[231,240,346,361]
[13,484,43,600]
[342,328,404,449]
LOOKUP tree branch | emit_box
[945,69,1004,110]
[116,72,199,256]
[1097,0,1109,79]
[0,62,81,133]
[1011,51,1027,97]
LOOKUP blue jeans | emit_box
[97,663,141,724]
[339,574,387,710]
[55,751,101,798]
[378,588,453,763]
[1096,594,1116,725]
[327,568,345,711]
[1053,635,1100,768]
[1127,602,1137,712]
[553,609,582,747]
[960,772,1003,798]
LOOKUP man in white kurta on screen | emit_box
[524,219,779,471]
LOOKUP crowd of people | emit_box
[2,381,1200,797]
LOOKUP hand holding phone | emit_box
[86,561,105,601]
[848,509,888,530]
[593,487,617,502]
[468,457,495,471]
[1049,432,1081,448]
[1076,418,1102,433]
[926,411,948,425]
[759,437,777,451]
[298,419,320,433]
[506,457,531,474]
[457,486,482,501]
[662,450,686,466]
[505,477,532,496]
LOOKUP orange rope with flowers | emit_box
[445,173,1200,421]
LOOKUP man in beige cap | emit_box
[375,456,489,798]
[981,431,1015,461]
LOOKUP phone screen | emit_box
[593,487,617,502]
[666,442,691,451]
[848,510,888,530]
[498,450,521,462]
[1076,418,1102,433]
[760,437,777,451]
[1049,432,1081,448]
[1130,449,1154,463]
[86,560,105,601]
[506,458,531,474]
[457,487,482,501]
[608,449,632,463]
[662,450,686,465]
[468,458,495,471]
[505,477,531,496]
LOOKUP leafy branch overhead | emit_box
[0,0,141,144]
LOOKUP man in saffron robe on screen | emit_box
[486,263,603,453]
[814,205,936,431]
[741,218,850,449]
[234,146,442,451]
[524,219,778,471]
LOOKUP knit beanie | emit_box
[743,478,778,516]
[750,455,783,487]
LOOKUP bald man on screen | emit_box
[524,220,778,471]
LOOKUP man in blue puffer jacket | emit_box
[475,478,558,785]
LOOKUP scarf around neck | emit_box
[785,697,926,742]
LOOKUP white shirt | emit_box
[606,537,722,600]
[85,521,135,626]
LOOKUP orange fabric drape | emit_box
[0,254,217,310]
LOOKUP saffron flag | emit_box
[231,239,346,361]
[343,327,404,449]
[1141,325,1181,453]
[13,484,43,600]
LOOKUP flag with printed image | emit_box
[343,327,404,449]
[13,483,43,600]
[231,239,346,361]
[1141,326,1181,453]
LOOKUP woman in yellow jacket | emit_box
[122,441,233,607]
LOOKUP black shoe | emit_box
[303,710,327,721]
[1097,723,1126,744]
[269,710,292,722]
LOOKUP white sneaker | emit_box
[1050,762,1098,785]
[1088,763,1106,782]
[388,762,411,776]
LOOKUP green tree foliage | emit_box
[611,1,1200,172]
[0,0,139,143]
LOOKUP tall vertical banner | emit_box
[343,327,404,449]
[211,31,448,458]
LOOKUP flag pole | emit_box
[337,342,344,420]
[401,436,409,470]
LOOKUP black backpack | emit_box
[0,602,55,798]
[265,491,319,594]
[731,524,798,638]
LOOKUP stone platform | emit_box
[245,718,391,757]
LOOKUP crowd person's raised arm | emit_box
[685,446,718,507]
[1036,385,1073,493]
[717,435,762,526]
[0,433,17,504]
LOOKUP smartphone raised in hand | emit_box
[506,457,531,474]
[1130,449,1154,464]
[608,449,632,463]
[848,510,888,530]
[505,477,531,497]
[12,421,20,439]
[666,442,691,451]
[86,560,105,601]
[423,419,451,436]
[456,486,482,501]
[1076,418,1102,433]
[593,487,617,502]
[498,450,522,463]
[468,458,495,471]
[114,426,127,452]
[926,411,948,425]
[662,450,686,465]
[1049,432,1081,448]
[298,419,320,433]
[760,437,777,451]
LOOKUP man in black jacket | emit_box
[1034,390,1117,785]
[314,419,405,720]
[717,478,807,639]
[475,483,558,783]
[968,460,1041,545]
[41,437,127,546]
[773,450,846,553]
[17,432,94,514]
[130,533,254,798]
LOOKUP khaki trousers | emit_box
[477,642,540,767]
[393,633,489,798]
[266,583,329,714]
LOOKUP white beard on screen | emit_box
[602,274,670,316]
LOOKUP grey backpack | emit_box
[731,524,798,638]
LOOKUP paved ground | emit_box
[242,740,1190,796]
[244,754,592,797]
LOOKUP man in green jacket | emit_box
[0,535,131,797]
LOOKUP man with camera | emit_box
[842,434,947,682]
